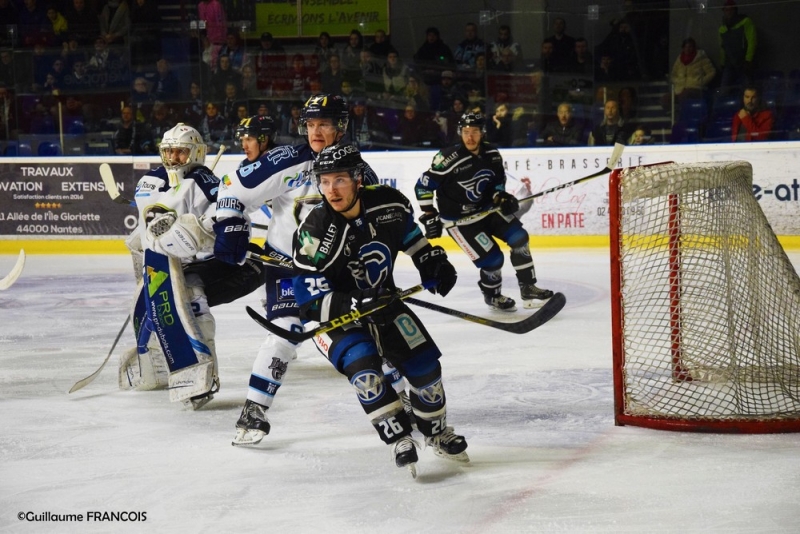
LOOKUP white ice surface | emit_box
[1,250,799,534]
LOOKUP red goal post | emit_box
[609,160,800,433]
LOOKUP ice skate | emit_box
[398,390,417,429]
[392,435,419,478]
[482,286,516,312]
[232,399,271,446]
[425,427,469,463]
[519,283,554,309]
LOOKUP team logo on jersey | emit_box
[350,370,384,405]
[276,278,295,302]
[283,171,311,189]
[269,357,288,381]
[356,242,391,289]
[459,169,493,202]
[417,378,445,406]
[266,145,297,165]
[221,174,233,188]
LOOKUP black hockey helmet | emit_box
[235,115,276,144]
[299,94,349,135]
[457,111,486,135]
[312,143,365,184]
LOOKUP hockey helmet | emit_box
[312,143,365,184]
[235,115,276,144]
[457,111,486,135]
[159,123,207,184]
[299,94,349,135]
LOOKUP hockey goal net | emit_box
[609,160,800,432]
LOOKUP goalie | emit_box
[120,123,266,409]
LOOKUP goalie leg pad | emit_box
[119,345,169,391]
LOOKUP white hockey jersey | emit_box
[133,165,219,259]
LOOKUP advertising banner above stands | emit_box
[1,143,799,246]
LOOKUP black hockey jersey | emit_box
[292,185,430,318]
[415,141,507,220]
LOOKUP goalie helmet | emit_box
[299,94,349,135]
[235,115,276,144]
[457,111,486,135]
[159,123,207,183]
[312,143,365,184]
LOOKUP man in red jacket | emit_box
[732,86,774,142]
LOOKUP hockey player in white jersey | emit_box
[120,123,265,409]
[214,94,395,445]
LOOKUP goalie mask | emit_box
[159,123,207,185]
[299,94,349,136]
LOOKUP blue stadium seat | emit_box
[38,142,61,156]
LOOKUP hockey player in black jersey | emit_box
[292,143,466,477]
[415,111,553,311]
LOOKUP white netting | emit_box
[614,161,800,423]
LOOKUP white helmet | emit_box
[159,123,207,185]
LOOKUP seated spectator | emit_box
[63,57,89,90]
[99,0,130,47]
[152,58,182,102]
[239,64,259,99]
[732,85,774,141]
[397,103,441,148]
[412,27,454,86]
[279,100,303,144]
[544,17,576,73]
[129,76,154,120]
[63,0,97,46]
[540,102,583,146]
[617,86,638,124]
[369,29,393,65]
[454,22,485,71]
[489,25,523,66]
[348,98,390,150]
[442,95,466,144]
[320,53,345,95]
[489,46,521,72]
[588,99,631,145]
[18,0,49,47]
[45,5,69,43]
[199,100,229,151]
[430,70,461,113]
[594,51,617,83]
[220,81,245,126]
[403,73,430,111]
[209,55,241,100]
[218,31,245,72]
[182,80,204,128]
[669,37,716,108]
[113,104,154,154]
[358,48,383,96]
[567,37,593,76]
[486,102,514,147]
[342,29,364,82]
[286,53,314,100]
[628,127,650,145]
[382,50,408,103]
[313,31,338,75]
[147,101,174,144]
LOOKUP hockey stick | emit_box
[99,162,131,205]
[246,251,293,269]
[405,292,566,334]
[246,281,434,343]
[0,249,25,290]
[209,144,226,171]
[444,143,625,228]
[68,314,130,393]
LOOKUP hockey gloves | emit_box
[414,245,457,297]
[419,210,443,239]
[493,190,520,216]
[213,216,250,265]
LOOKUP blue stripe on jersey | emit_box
[249,373,281,398]
[403,224,423,247]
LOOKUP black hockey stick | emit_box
[68,314,130,393]
[246,281,434,343]
[444,143,624,228]
[246,251,293,269]
[405,291,566,333]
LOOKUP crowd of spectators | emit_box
[0,0,796,156]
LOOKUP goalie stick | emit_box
[246,282,434,343]
[444,142,625,228]
[68,314,130,393]
[0,249,25,290]
[405,292,566,334]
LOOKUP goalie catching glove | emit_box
[212,216,250,265]
[492,190,520,216]
[145,213,215,259]
[419,210,443,239]
[413,245,457,296]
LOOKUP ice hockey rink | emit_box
[1,249,799,533]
